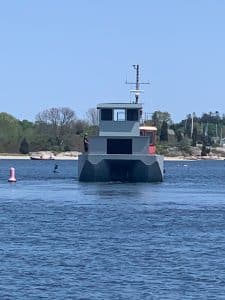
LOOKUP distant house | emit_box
[211,136,220,145]
[220,138,225,147]
[167,129,176,144]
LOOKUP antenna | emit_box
[126,64,149,103]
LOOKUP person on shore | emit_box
[53,163,58,173]
[83,133,89,152]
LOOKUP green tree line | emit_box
[0,107,225,154]
[0,107,98,153]
[149,110,225,155]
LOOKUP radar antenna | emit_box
[126,64,149,103]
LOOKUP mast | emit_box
[126,64,149,103]
[134,64,140,103]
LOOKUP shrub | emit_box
[19,138,29,154]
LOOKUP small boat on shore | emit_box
[30,156,55,160]
[30,151,55,160]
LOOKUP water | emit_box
[1,159,225,299]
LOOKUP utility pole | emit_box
[191,113,194,138]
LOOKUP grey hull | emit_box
[78,154,164,182]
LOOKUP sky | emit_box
[0,0,225,122]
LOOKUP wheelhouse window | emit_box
[146,132,154,145]
[113,109,126,121]
[101,109,113,121]
[127,109,138,121]
[140,130,155,145]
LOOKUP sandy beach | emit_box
[164,156,225,161]
[0,152,79,160]
[0,154,30,160]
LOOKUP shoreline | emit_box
[164,156,225,161]
[0,154,79,160]
[0,156,79,160]
[0,154,224,161]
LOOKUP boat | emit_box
[30,156,55,160]
[78,65,164,182]
[30,152,55,160]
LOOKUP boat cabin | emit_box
[97,102,142,137]
[139,126,157,154]
[84,102,157,156]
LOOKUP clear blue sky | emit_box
[0,0,224,122]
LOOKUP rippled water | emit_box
[1,159,225,299]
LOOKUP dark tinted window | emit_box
[107,139,132,154]
[101,109,112,121]
[127,109,138,121]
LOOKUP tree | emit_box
[0,112,22,152]
[177,137,191,154]
[35,107,77,149]
[64,145,71,151]
[86,108,98,126]
[73,119,89,135]
[184,114,193,138]
[192,127,197,146]
[152,111,172,131]
[175,130,183,142]
[19,138,29,154]
[20,119,34,131]
[160,121,168,142]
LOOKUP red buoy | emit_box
[8,167,16,182]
